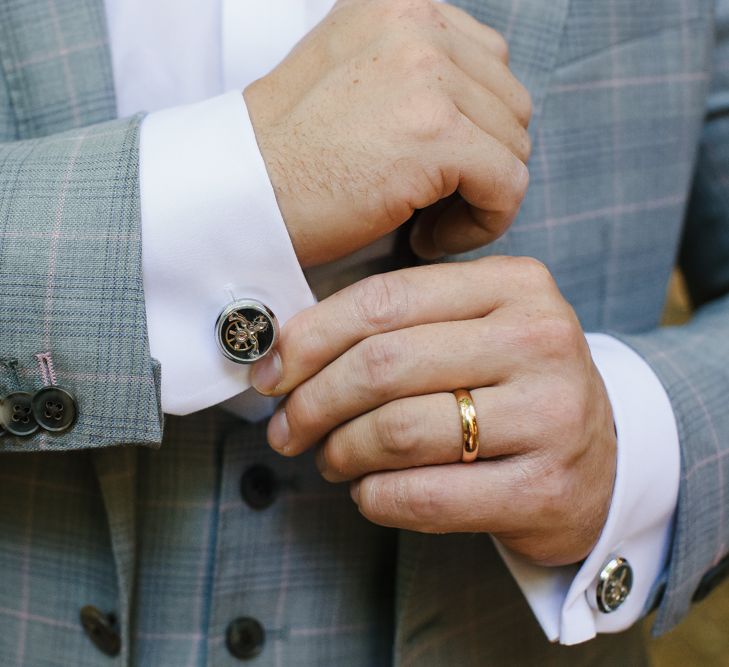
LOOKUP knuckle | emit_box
[357,475,392,522]
[515,315,580,363]
[507,81,533,127]
[497,255,550,288]
[532,379,587,443]
[504,160,530,209]
[511,255,552,285]
[489,31,510,62]
[284,310,324,365]
[402,96,459,142]
[402,476,443,527]
[517,126,533,162]
[542,316,584,360]
[353,273,409,331]
[529,458,571,522]
[560,390,590,435]
[490,160,529,215]
[376,402,420,458]
[320,438,350,479]
[386,158,449,212]
[401,42,446,76]
[282,390,309,436]
[357,334,402,393]
[358,473,441,528]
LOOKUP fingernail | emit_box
[350,480,361,504]
[268,408,289,453]
[251,351,282,395]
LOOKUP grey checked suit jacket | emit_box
[0,0,727,665]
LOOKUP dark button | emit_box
[80,605,121,657]
[226,617,265,660]
[693,554,729,603]
[31,386,77,433]
[0,392,39,436]
[240,465,278,510]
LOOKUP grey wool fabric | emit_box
[0,0,727,665]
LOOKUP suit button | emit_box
[0,392,39,436]
[240,465,278,510]
[80,605,121,657]
[31,386,77,432]
[226,617,265,660]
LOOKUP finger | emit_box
[439,19,532,126]
[445,115,529,246]
[436,3,511,64]
[317,386,530,482]
[276,316,516,455]
[396,117,528,263]
[409,195,455,259]
[350,461,521,534]
[445,62,531,162]
[251,258,517,396]
[412,196,519,259]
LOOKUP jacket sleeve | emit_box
[0,115,163,452]
[613,1,729,635]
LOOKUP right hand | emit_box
[244,0,532,267]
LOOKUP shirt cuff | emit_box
[495,332,680,645]
[140,91,316,415]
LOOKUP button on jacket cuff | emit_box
[494,333,680,645]
[140,91,316,415]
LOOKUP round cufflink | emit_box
[0,391,39,437]
[596,556,633,613]
[215,299,278,364]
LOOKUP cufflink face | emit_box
[216,299,278,364]
[596,556,633,613]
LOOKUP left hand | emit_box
[251,256,616,566]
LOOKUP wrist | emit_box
[244,84,313,268]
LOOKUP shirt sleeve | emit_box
[494,332,680,645]
[139,91,316,415]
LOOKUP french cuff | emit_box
[494,333,680,645]
[140,91,315,415]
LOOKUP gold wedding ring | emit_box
[453,389,479,463]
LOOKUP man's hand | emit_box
[244,0,532,267]
[251,257,617,566]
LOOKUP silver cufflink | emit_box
[596,556,633,613]
[215,299,278,364]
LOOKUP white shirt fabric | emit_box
[103,0,681,645]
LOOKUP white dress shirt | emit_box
[103,0,680,645]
